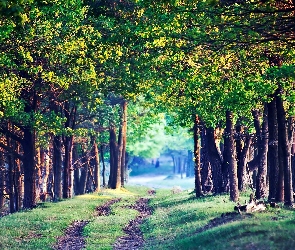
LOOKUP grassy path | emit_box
[1,186,295,249]
[113,197,152,250]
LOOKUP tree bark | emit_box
[255,104,269,199]
[116,126,123,189]
[276,91,294,205]
[100,145,106,187]
[193,115,202,197]
[63,135,74,198]
[121,100,127,186]
[206,127,223,193]
[63,103,76,199]
[236,122,243,191]
[7,135,15,213]
[53,135,63,201]
[267,98,280,201]
[0,151,5,208]
[14,143,22,211]
[73,144,80,195]
[108,125,118,189]
[238,135,251,191]
[79,152,89,195]
[91,136,100,192]
[200,128,211,193]
[22,127,37,209]
[225,111,239,202]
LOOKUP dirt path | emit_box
[53,198,121,250]
[113,198,153,250]
[53,220,89,250]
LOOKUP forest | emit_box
[0,0,295,246]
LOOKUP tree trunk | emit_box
[222,123,230,193]
[22,127,36,209]
[36,146,42,202]
[193,116,202,197]
[63,135,74,198]
[7,135,15,213]
[206,127,223,193]
[276,91,294,205]
[91,136,100,192]
[239,135,251,191]
[100,145,106,187]
[73,144,80,195]
[267,98,280,201]
[63,103,76,199]
[39,148,50,202]
[121,100,127,186]
[0,151,5,208]
[53,135,63,201]
[79,152,89,195]
[116,126,123,189]
[200,128,211,193]
[14,143,22,211]
[236,122,243,191]
[255,104,269,199]
[172,155,176,174]
[108,125,118,189]
[225,111,239,202]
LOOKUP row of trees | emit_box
[1,0,295,212]
[132,0,295,205]
[0,0,153,212]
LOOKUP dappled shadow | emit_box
[196,212,254,234]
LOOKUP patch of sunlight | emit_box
[75,194,112,200]
[103,188,136,196]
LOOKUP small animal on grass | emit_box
[171,186,182,194]
[147,189,156,195]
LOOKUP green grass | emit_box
[1,186,295,250]
[0,187,149,250]
[141,190,295,250]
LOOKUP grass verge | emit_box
[141,189,295,250]
[1,186,295,250]
[0,186,149,250]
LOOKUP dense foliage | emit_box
[0,0,295,211]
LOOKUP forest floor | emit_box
[1,186,295,249]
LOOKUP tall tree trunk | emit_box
[267,98,280,201]
[121,100,127,186]
[14,143,22,211]
[91,136,100,192]
[22,127,36,209]
[0,151,5,208]
[206,127,223,193]
[53,135,63,201]
[236,121,243,191]
[172,155,176,174]
[276,91,294,205]
[200,128,211,193]
[63,136,74,198]
[7,135,15,213]
[225,111,239,202]
[193,116,202,197]
[39,148,50,201]
[100,145,106,187]
[108,125,118,189]
[222,124,230,193]
[73,144,80,195]
[63,103,76,199]
[255,105,269,199]
[36,146,42,202]
[79,152,89,195]
[116,126,123,189]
